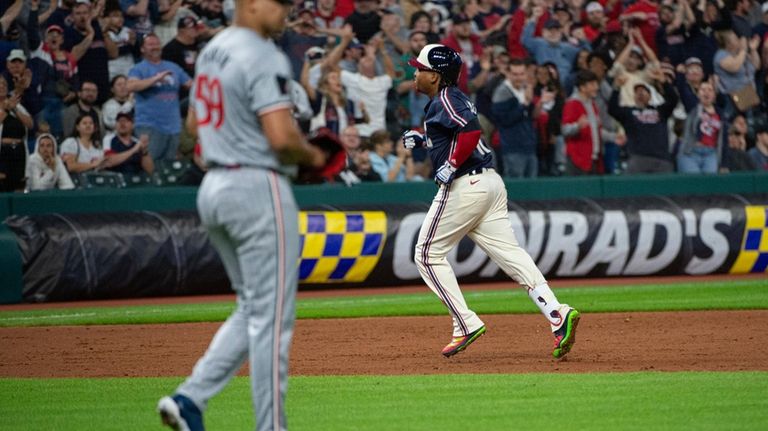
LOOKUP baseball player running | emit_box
[156,1,325,430]
[404,44,579,359]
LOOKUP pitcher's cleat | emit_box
[552,309,580,359]
[442,326,486,357]
[157,394,205,431]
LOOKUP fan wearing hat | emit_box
[439,12,484,93]
[583,2,608,42]
[674,57,707,112]
[608,27,663,108]
[279,5,327,79]
[101,111,154,175]
[162,15,202,79]
[30,23,83,138]
[522,5,591,86]
[607,73,679,173]
[748,124,768,170]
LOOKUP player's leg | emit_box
[467,171,579,357]
[415,183,487,339]
[230,171,298,431]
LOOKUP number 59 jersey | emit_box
[192,27,294,170]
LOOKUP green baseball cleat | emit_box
[552,309,580,359]
[442,326,487,357]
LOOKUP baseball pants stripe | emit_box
[418,185,471,336]
[267,171,285,431]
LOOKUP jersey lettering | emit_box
[195,74,225,129]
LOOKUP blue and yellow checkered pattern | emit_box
[299,211,387,283]
[731,206,768,274]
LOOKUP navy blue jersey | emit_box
[423,87,493,177]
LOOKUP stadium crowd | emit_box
[0,0,767,192]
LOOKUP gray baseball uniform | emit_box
[175,27,298,431]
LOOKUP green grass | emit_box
[1,373,765,430]
[1,279,766,327]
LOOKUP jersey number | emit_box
[195,75,224,129]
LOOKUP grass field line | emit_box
[0,304,236,323]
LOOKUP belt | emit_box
[467,167,493,176]
[1,138,23,145]
[209,163,243,170]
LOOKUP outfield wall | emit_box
[4,193,767,303]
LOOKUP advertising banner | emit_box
[6,194,767,302]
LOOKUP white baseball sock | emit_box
[527,283,568,331]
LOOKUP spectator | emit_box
[25,133,75,191]
[302,66,359,136]
[102,74,135,132]
[593,20,627,65]
[127,33,191,163]
[723,122,758,171]
[471,0,511,43]
[731,0,754,38]
[608,76,679,174]
[335,124,363,185]
[0,74,33,192]
[522,6,589,86]
[102,111,154,174]
[337,35,394,137]
[345,0,381,44]
[583,1,608,42]
[491,59,539,178]
[587,52,623,174]
[162,15,200,79]
[120,0,160,37]
[60,113,104,174]
[675,56,707,112]
[62,80,103,140]
[713,29,760,118]
[279,7,328,79]
[351,148,381,181]
[408,10,440,44]
[2,49,45,123]
[104,5,136,80]
[471,47,509,169]
[655,1,695,67]
[393,30,429,129]
[192,0,229,41]
[748,124,768,170]
[678,81,726,174]
[63,0,118,104]
[30,24,83,140]
[610,28,663,107]
[44,0,75,29]
[314,0,345,31]
[619,0,660,53]
[441,12,484,94]
[368,129,414,182]
[534,61,566,176]
[753,2,768,40]
[562,70,603,175]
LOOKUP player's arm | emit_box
[446,118,483,168]
[261,108,325,168]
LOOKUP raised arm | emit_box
[321,25,354,72]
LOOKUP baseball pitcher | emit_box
[157,1,325,430]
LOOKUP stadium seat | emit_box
[76,171,126,189]
[123,173,154,187]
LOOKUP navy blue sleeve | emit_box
[431,88,477,130]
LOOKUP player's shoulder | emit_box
[199,27,288,74]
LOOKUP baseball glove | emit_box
[296,128,347,184]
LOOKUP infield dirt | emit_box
[2,310,766,378]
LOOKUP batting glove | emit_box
[402,130,425,150]
[434,161,457,186]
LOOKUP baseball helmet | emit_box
[408,44,462,86]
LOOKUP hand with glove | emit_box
[434,161,457,186]
[402,130,426,150]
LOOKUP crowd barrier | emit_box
[1,172,767,303]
